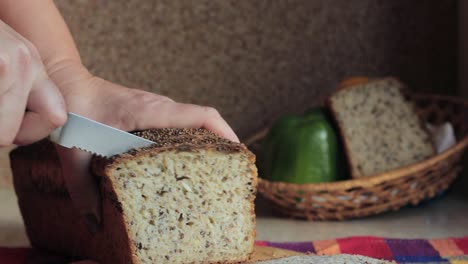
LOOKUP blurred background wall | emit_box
[55,0,457,140]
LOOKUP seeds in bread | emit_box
[328,78,435,178]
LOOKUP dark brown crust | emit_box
[10,140,68,194]
[327,77,436,178]
[93,128,254,175]
[10,141,134,264]
[11,128,257,264]
[134,128,234,147]
[131,128,251,157]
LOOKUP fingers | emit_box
[0,82,27,146]
[131,100,239,142]
[0,34,30,146]
[0,20,67,146]
[14,76,67,145]
[56,145,101,233]
[55,73,239,143]
[0,24,32,146]
[181,104,239,143]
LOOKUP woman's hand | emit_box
[47,60,239,142]
[0,20,67,146]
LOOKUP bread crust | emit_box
[11,128,257,264]
[10,140,135,263]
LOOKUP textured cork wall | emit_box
[54,0,457,139]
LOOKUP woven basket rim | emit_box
[253,93,468,191]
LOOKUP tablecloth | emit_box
[257,236,468,263]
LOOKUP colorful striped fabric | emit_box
[257,236,468,263]
[1,236,467,263]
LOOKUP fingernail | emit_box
[83,213,100,234]
[230,132,240,143]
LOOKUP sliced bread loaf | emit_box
[328,78,435,178]
[10,128,257,264]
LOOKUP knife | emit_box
[49,112,154,157]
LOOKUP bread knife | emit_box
[49,112,154,157]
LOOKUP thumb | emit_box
[14,74,67,145]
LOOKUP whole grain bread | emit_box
[256,254,395,264]
[328,78,435,178]
[10,128,258,264]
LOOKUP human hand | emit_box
[48,60,239,230]
[47,61,239,142]
[0,20,66,146]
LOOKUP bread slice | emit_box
[256,254,395,264]
[10,128,257,264]
[248,246,305,262]
[328,78,435,178]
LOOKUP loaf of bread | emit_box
[10,128,257,264]
[328,78,435,178]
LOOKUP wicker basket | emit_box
[246,94,468,220]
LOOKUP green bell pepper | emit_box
[259,108,344,184]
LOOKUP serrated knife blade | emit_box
[49,112,154,157]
